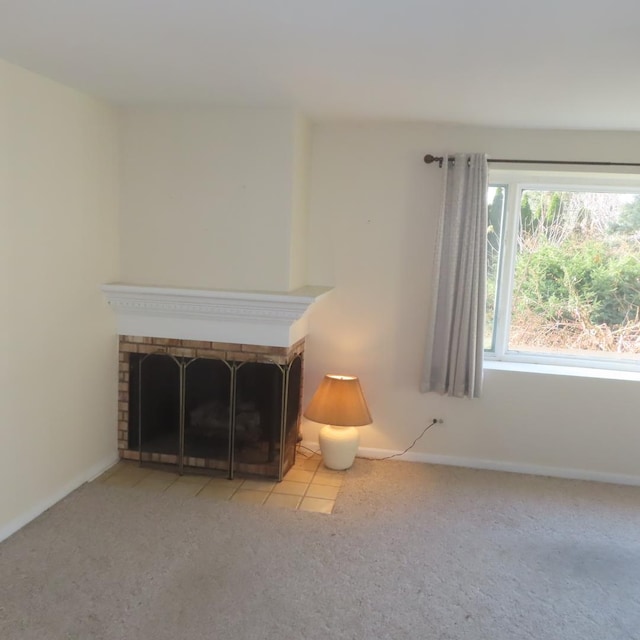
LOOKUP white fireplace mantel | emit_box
[101,283,332,347]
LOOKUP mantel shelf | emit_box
[101,283,333,347]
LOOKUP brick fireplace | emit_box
[103,284,330,481]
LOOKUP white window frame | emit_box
[486,168,640,373]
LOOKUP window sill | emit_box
[483,359,640,382]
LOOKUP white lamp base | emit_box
[319,425,359,470]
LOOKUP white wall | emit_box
[4,60,638,541]
[289,113,310,290]
[7,76,634,514]
[119,107,308,292]
[0,60,119,538]
[302,122,640,481]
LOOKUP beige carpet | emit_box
[1,460,640,639]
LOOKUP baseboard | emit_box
[302,440,640,487]
[0,453,120,544]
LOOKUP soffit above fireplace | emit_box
[101,283,332,347]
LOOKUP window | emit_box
[486,170,640,370]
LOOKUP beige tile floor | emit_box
[95,451,344,514]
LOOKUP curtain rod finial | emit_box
[424,154,444,168]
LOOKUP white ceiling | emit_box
[2,1,640,130]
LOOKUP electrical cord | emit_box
[296,419,440,462]
[357,419,439,461]
[296,443,319,459]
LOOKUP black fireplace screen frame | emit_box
[132,351,302,481]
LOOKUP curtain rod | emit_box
[423,154,640,169]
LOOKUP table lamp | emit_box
[303,374,372,470]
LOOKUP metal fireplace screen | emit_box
[128,353,302,480]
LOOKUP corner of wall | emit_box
[288,112,311,290]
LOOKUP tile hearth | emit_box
[95,451,344,514]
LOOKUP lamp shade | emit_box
[304,374,372,426]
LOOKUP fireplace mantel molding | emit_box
[101,283,332,347]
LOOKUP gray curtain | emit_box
[421,153,488,398]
